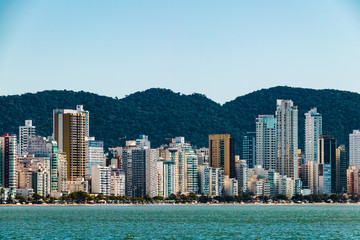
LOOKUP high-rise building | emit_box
[122,147,158,197]
[210,167,224,196]
[163,160,176,198]
[85,137,104,180]
[19,120,36,157]
[198,164,211,195]
[47,140,59,193]
[256,115,277,170]
[57,153,67,192]
[336,145,348,193]
[53,105,87,181]
[235,159,248,193]
[347,165,359,195]
[242,132,256,169]
[156,160,164,197]
[276,100,298,180]
[183,144,198,193]
[305,108,322,163]
[318,134,336,194]
[0,134,17,189]
[209,134,235,178]
[349,130,360,169]
[130,149,146,197]
[145,149,158,197]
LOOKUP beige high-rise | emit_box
[53,106,86,181]
[209,134,235,178]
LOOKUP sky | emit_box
[0,0,360,104]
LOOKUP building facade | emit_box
[349,130,360,169]
[0,134,17,189]
[276,100,298,180]
[53,105,87,181]
[256,115,277,170]
[209,134,235,178]
[305,108,322,163]
[242,132,256,169]
[19,120,36,157]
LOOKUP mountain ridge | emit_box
[0,86,359,154]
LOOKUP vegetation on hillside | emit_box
[0,86,359,154]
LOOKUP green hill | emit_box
[0,86,359,154]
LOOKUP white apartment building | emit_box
[349,130,360,169]
[19,120,36,157]
[305,108,322,163]
[91,165,111,196]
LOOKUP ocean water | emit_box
[0,204,360,239]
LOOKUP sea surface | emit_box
[0,204,360,239]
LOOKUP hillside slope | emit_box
[0,86,359,153]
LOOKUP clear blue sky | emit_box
[1,0,360,103]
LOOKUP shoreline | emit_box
[1,202,360,207]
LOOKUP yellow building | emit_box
[53,105,87,181]
[209,134,235,178]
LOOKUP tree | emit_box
[32,193,45,202]
[15,195,27,203]
[144,194,153,203]
[275,194,288,201]
[330,194,340,203]
[68,191,90,203]
[167,194,179,201]
[199,195,211,203]
[292,194,304,202]
[153,196,164,201]
[187,192,198,202]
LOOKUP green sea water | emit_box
[0,205,360,239]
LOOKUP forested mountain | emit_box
[0,86,359,154]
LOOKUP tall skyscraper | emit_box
[349,130,360,169]
[256,115,277,170]
[242,132,256,169]
[336,145,348,193]
[209,134,235,178]
[318,134,336,194]
[183,144,198,193]
[0,134,17,188]
[305,108,322,163]
[53,105,87,181]
[19,120,36,157]
[276,100,298,180]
